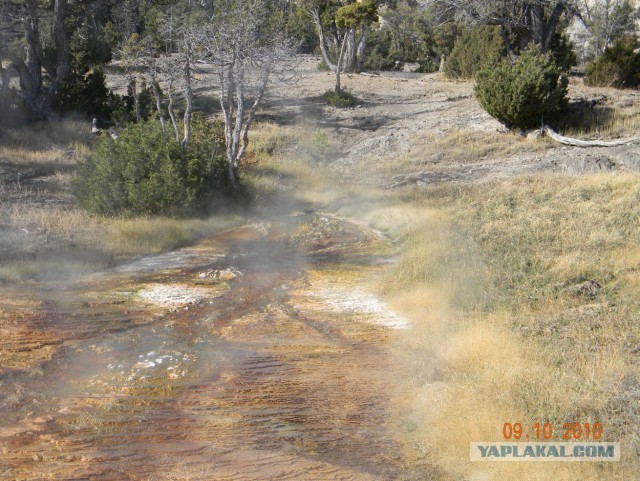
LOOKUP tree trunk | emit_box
[311,8,337,71]
[132,77,141,122]
[219,61,239,190]
[344,29,357,72]
[227,164,239,190]
[531,3,545,46]
[151,79,166,133]
[355,26,369,72]
[438,54,446,73]
[541,2,566,53]
[335,34,349,92]
[499,26,518,62]
[0,62,9,98]
[541,125,638,147]
[167,78,180,142]
[231,63,245,169]
[181,49,193,151]
[13,0,69,120]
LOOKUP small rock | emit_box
[199,267,244,280]
[573,280,601,299]
[527,129,543,141]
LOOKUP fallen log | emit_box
[541,125,640,147]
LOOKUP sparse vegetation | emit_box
[380,174,640,481]
[0,118,244,282]
[0,212,241,282]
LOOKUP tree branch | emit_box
[542,125,639,147]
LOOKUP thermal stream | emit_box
[0,212,410,480]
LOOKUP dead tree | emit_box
[574,0,636,58]
[201,0,296,189]
[541,125,639,146]
[162,23,198,151]
[118,24,197,151]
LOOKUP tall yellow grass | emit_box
[382,173,640,480]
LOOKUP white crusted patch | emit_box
[116,252,225,273]
[198,266,244,280]
[319,289,409,330]
[137,284,210,307]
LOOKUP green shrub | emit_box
[475,45,568,130]
[110,78,157,125]
[549,32,578,72]
[74,115,226,216]
[363,29,402,71]
[55,69,124,118]
[585,35,640,88]
[323,89,357,107]
[445,26,506,79]
[285,6,318,54]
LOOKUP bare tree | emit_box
[119,34,147,123]
[575,0,636,58]
[117,21,198,151]
[178,30,195,150]
[201,0,297,189]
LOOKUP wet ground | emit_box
[0,210,411,480]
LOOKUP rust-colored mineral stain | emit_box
[0,213,407,480]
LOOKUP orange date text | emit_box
[502,422,603,441]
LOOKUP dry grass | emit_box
[0,119,92,154]
[0,202,242,282]
[382,173,640,480]
[564,81,640,139]
[560,102,640,139]
[242,121,337,203]
[222,88,639,480]
[364,129,553,182]
[419,131,536,164]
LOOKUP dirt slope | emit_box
[264,56,640,188]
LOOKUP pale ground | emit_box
[261,56,640,187]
